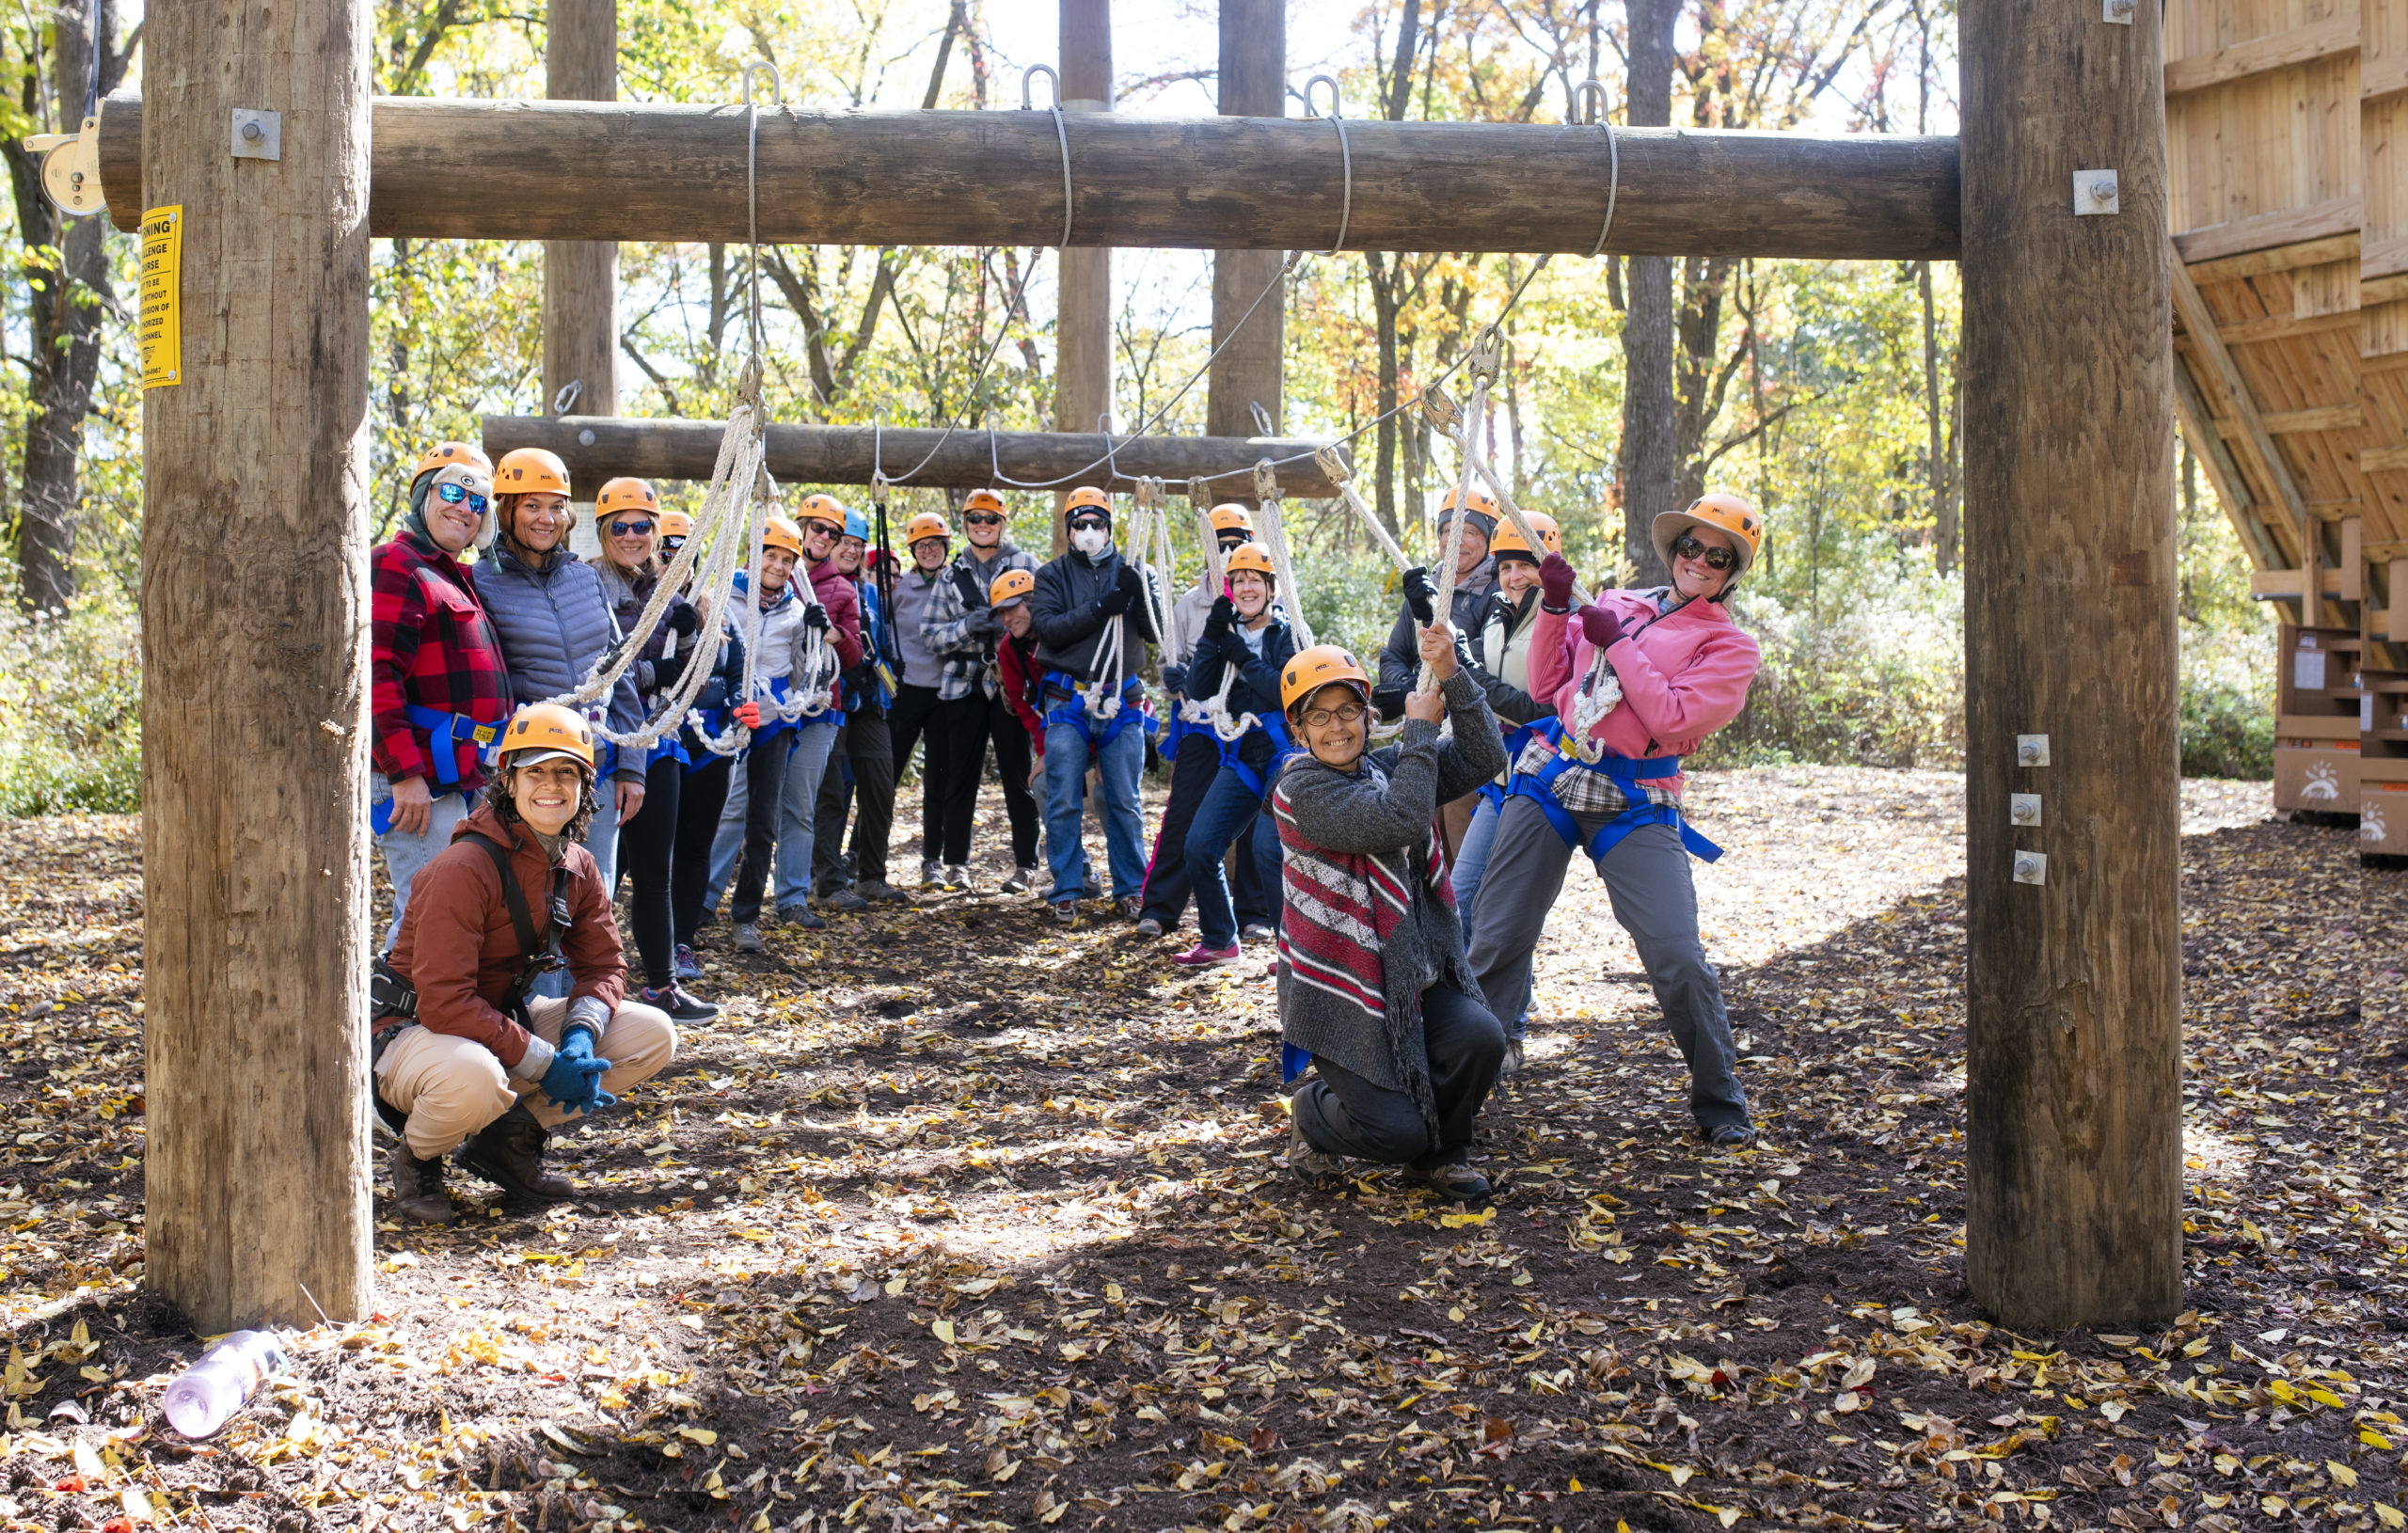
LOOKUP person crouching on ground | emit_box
[1272,627,1508,1203]
[374,703,679,1224]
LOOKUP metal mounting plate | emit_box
[2013,851,2049,886]
[231,108,281,162]
[2010,793,2043,827]
[2075,169,2118,214]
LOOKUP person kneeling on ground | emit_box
[373,703,680,1224]
[1272,626,1508,1203]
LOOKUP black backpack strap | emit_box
[466,831,540,958]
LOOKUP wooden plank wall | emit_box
[2368,0,2408,655]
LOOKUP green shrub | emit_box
[2177,620,2273,780]
[1696,582,1967,769]
[0,591,143,817]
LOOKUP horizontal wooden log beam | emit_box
[2171,197,2361,264]
[2162,13,2357,97]
[481,416,1351,496]
[98,92,1961,260]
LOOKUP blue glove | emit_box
[539,1027,616,1114]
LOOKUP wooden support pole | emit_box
[142,0,374,1327]
[480,416,1346,495]
[1205,0,1284,452]
[544,0,617,420]
[91,94,1964,261]
[1053,0,1113,554]
[1960,0,2182,1326]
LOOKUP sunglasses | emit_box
[608,518,656,538]
[966,513,1006,527]
[1672,533,1737,571]
[1300,702,1368,729]
[1069,516,1110,532]
[434,482,489,515]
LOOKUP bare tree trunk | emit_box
[5,0,121,613]
[1617,0,1678,588]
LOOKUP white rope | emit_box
[1312,445,1409,572]
[1252,460,1316,652]
[1418,330,1501,690]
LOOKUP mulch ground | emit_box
[0,766,2395,1533]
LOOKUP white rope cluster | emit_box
[1251,461,1316,653]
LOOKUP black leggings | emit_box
[616,752,682,989]
[673,754,731,946]
[939,691,1040,866]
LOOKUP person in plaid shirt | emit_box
[370,441,513,945]
[921,488,1042,891]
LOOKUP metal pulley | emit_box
[24,115,104,218]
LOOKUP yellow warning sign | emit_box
[139,205,182,388]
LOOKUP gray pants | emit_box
[1291,983,1505,1170]
[1465,798,1749,1132]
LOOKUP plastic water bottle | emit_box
[161,1330,284,1438]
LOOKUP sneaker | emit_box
[1133,917,1165,939]
[1414,1159,1493,1203]
[824,888,871,913]
[641,984,721,1025]
[920,859,943,887]
[859,879,908,904]
[1000,865,1042,894]
[943,864,973,892]
[1499,1039,1525,1076]
[779,901,827,931]
[1285,1121,1345,1191]
[1241,923,1277,943]
[1173,942,1241,968]
[1117,895,1146,921]
[733,922,764,953]
[1052,900,1080,925]
[1705,1123,1758,1149]
[673,943,702,983]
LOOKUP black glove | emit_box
[1371,687,1407,724]
[1202,593,1235,641]
[1162,662,1190,697]
[1117,564,1146,605]
[969,608,1002,638]
[1402,566,1438,628]
[1099,586,1133,618]
[667,604,700,640]
[657,641,699,695]
[803,605,832,633]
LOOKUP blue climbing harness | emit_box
[1506,718,1722,865]
[1043,671,1144,752]
[1477,720,1542,810]
[1218,709,1297,800]
[405,703,507,788]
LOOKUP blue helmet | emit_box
[845,507,871,542]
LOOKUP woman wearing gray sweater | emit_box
[1270,621,1508,1203]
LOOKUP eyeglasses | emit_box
[608,518,655,538]
[1672,533,1737,571]
[434,482,489,515]
[966,513,1006,527]
[1300,703,1368,729]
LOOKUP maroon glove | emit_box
[1538,553,1578,612]
[1578,602,1625,651]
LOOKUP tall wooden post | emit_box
[1960,0,2181,1327]
[142,0,375,1327]
[545,0,616,419]
[1204,0,1284,459]
[1054,0,1112,552]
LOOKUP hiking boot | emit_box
[1173,942,1241,968]
[1133,917,1165,939]
[673,943,702,983]
[1414,1158,1493,1204]
[1705,1123,1758,1149]
[388,1137,453,1225]
[1285,1121,1345,1192]
[920,859,943,887]
[641,983,721,1025]
[779,901,827,931]
[733,922,764,953]
[858,879,908,904]
[453,1104,574,1204]
[943,864,974,892]
[1000,865,1042,894]
[824,888,871,913]
[1498,1039,1525,1076]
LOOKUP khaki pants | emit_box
[376,996,677,1161]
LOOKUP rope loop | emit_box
[1304,73,1353,256]
[1022,66,1075,248]
[740,60,783,360]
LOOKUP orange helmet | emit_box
[1207,503,1256,538]
[1438,485,1500,519]
[497,702,595,770]
[798,493,848,532]
[657,509,694,540]
[1222,542,1277,581]
[1065,486,1112,517]
[989,568,1037,608]
[1280,644,1371,714]
[1489,511,1561,561]
[494,447,571,498]
[413,440,493,482]
[761,516,806,558]
[964,488,1006,515]
[906,511,952,545]
[596,477,659,518]
[1653,492,1763,586]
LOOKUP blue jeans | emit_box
[772,721,840,909]
[1185,765,1280,949]
[1041,715,1146,902]
[372,773,473,949]
[1451,790,1505,943]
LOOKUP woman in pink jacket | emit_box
[1463,493,1765,1146]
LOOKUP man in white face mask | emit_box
[1024,487,1165,925]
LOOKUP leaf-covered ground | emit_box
[0,767,2397,1533]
